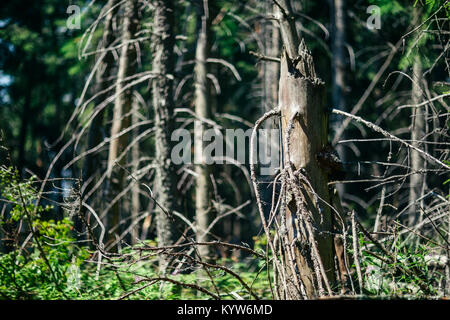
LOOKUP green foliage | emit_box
[0,166,49,221]
[0,166,89,299]
[352,231,443,297]
[0,167,271,300]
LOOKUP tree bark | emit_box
[275,0,340,298]
[106,0,139,249]
[275,0,300,59]
[329,0,350,292]
[330,0,347,113]
[194,0,214,260]
[152,0,178,272]
[408,52,425,226]
[131,99,141,244]
[408,6,425,227]
[263,1,280,114]
[258,0,281,244]
[330,0,348,195]
[279,47,335,298]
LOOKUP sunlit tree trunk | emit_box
[152,0,178,272]
[408,51,425,226]
[275,0,343,298]
[279,48,336,298]
[408,6,425,227]
[106,0,139,249]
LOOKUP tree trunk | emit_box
[279,48,336,298]
[130,99,141,244]
[276,0,300,59]
[106,0,139,249]
[329,0,351,292]
[408,53,425,226]
[263,1,280,114]
[330,0,347,113]
[152,0,178,272]
[275,0,341,299]
[330,0,347,195]
[194,0,214,260]
[259,0,281,242]
[408,6,425,227]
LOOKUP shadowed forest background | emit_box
[0,0,449,300]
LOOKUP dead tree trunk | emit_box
[152,0,178,272]
[408,54,425,226]
[131,99,141,244]
[194,0,214,260]
[279,46,336,298]
[106,0,139,248]
[274,0,345,299]
[408,7,425,227]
